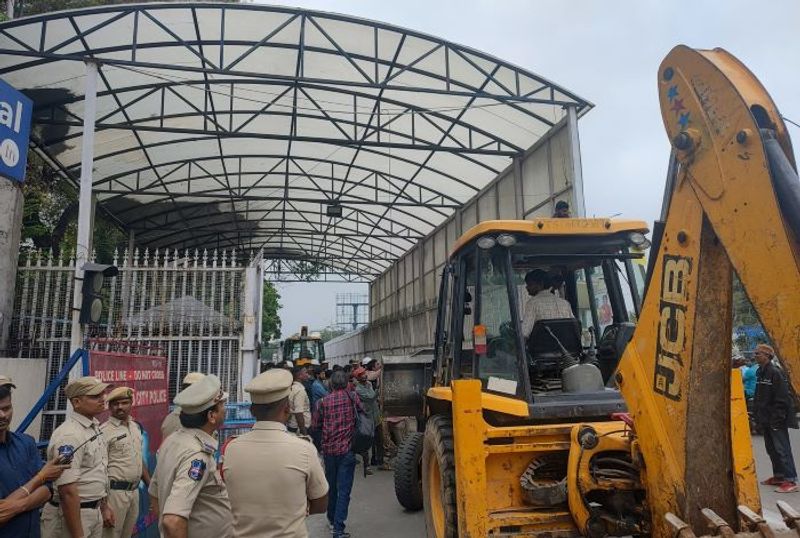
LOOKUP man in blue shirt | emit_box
[0,375,68,537]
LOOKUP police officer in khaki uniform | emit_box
[224,369,328,538]
[41,376,114,538]
[148,374,232,538]
[101,387,150,538]
[287,366,311,435]
[161,371,205,441]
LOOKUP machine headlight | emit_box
[496,234,517,247]
[477,236,496,249]
[628,232,651,249]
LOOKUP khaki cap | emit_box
[65,376,109,398]
[182,371,205,385]
[0,375,15,388]
[107,386,134,402]
[245,369,292,404]
[174,374,228,414]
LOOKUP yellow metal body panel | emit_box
[448,380,637,537]
[730,371,760,514]
[449,218,649,258]
[427,385,530,417]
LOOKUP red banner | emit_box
[90,351,169,450]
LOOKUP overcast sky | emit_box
[268,0,800,335]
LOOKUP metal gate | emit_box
[10,247,249,440]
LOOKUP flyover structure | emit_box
[0,2,592,366]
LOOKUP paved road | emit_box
[307,463,424,537]
[307,431,800,537]
[753,428,800,530]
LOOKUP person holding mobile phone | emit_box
[0,375,70,538]
[41,376,113,538]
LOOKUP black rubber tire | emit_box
[394,431,424,510]
[422,415,458,538]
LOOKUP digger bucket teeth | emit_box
[700,508,736,538]
[777,501,800,537]
[737,505,774,538]
[666,503,800,538]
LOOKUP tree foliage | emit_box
[318,325,347,343]
[261,281,282,341]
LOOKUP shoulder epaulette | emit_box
[194,434,216,455]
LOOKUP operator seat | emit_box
[527,318,583,379]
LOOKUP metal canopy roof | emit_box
[0,2,591,280]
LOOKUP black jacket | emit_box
[754,360,798,429]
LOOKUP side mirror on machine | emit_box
[78,263,118,324]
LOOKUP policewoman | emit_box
[41,376,113,538]
[160,371,205,441]
[148,374,232,538]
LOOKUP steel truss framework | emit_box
[0,3,591,280]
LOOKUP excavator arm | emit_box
[618,45,800,538]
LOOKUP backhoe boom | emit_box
[618,46,800,538]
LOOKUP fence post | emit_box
[240,260,259,399]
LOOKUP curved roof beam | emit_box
[34,78,526,155]
[0,3,591,280]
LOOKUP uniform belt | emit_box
[49,499,100,509]
[109,480,138,491]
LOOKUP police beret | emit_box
[174,374,228,414]
[0,375,15,389]
[246,369,292,404]
[182,371,206,385]
[65,376,109,398]
[107,386,134,402]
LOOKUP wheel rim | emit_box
[428,450,445,537]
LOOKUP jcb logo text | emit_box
[653,255,692,401]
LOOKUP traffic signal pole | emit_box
[68,60,99,372]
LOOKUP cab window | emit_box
[475,246,520,396]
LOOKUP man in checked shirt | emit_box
[312,371,361,538]
[520,269,574,340]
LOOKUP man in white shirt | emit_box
[520,269,574,339]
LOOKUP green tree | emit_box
[262,281,282,341]
[318,325,347,343]
[732,274,759,327]
[16,0,237,262]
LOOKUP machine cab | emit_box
[282,326,326,363]
[433,219,649,422]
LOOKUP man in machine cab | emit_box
[520,268,574,341]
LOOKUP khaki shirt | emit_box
[47,412,108,502]
[160,407,181,440]
[102,416,143,483]
[287,382,311,430]
[148,427,232,538]
[224,422,328,538]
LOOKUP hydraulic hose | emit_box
[762,128,800,242]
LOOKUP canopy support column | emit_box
[566,104,586,217]
[69,60,99,370]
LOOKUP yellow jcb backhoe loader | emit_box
[392,45,800,537]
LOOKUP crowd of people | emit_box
[0,354,393,538]
[0,375,150,538]
[3,337,796,537]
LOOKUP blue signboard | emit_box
[0,77,32,183]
